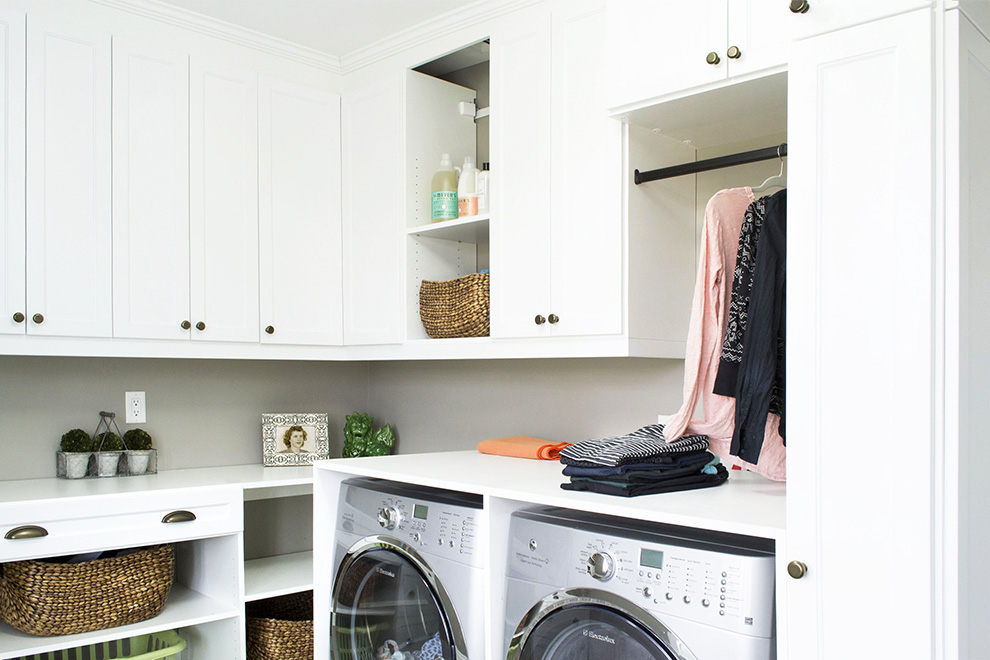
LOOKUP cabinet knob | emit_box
[5,525,49,540]
[12,312,24,323]
[534,315,546,326]
[32,313,44,324]
[195,321,206,331]
[180,320,191,330]
[162,510,197,524]
[789,0,810,13]
[548,313,559,325]
[727,46,741,59]
[265,325,275,335]
[706,51,720,65]
[787,560,808,579]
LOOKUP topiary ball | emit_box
[94,432,124,451]
[60,429,93,453]
[123,428,153,450]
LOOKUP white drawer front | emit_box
[0,485,243,561]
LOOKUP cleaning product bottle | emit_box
[431,153,459,222]
[476,162,491,214]
[457,156,479,218]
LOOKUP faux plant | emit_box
[59,429,93,453]
[342,412,395,458]
[94,432,124,452]
[123,428,153,450]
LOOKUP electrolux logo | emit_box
[582,630,616,645]
[376,567,396,578]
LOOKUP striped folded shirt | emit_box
[559,424,709,467]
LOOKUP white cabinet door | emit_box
[787,10,934,658]
[549,0,623,337]
[259,77,342,346]
[26,18,111,338]
[112,39,190,341]
[727,0,791,78]
[190,58,259,343]
[490,4,553,339]
[606,0,726,110]
[342,77,403,346]
[789,0,930,40]
[0,10,24,337]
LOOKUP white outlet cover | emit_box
[126,391,146,424]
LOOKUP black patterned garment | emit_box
[559,424,709,467]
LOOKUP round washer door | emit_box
[507,588,698,660]
[332,535,468,660]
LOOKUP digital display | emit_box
[414,504,429,520]
[640,548,664,570]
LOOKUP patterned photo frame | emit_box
[262,413,330,466]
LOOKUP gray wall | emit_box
[0,355,684,481]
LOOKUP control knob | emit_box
[586,551,616,581]
[377,507,400,530]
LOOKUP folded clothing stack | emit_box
[558,423,728,497]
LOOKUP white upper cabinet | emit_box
[787,9,934,658]
[112,39,190,341]
[788,0,930,40]
[607,0,789,111]
[190,58,260,343]
[26,18,112,338]
[0,10,25,337]
[259,77,343,346]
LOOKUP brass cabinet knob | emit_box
[180,320,191,330]
[32,313,44,324]
[787,560,808,579]
[4,525,48,540]
[706,51,720,65]
[195,321,206,331]
[534,315,546,326]
[790,0,810,13]
[265,325,275,335]
[162,510,197,524]
[727,46,741,59]
[12,312,24,323]
[548,313,559,325]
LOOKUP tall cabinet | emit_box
[0,10,24,338]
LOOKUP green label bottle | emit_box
[431,153,459,222]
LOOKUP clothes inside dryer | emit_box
[333,546,452,660]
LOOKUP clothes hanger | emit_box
[752,147,786,193]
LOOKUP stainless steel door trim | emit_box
[505,587,699,660]
[331,534,470,660]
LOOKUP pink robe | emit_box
[664,187,786,481]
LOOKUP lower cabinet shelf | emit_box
[244,550,314,602]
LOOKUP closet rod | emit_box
[634,143,787,185]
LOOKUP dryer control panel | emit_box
[338,478,483,568]
[507,507,775,639]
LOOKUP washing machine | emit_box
[504,507,776,660]
[331,477,484,660]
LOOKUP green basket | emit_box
[12,629,186,660]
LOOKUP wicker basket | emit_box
[419,272,490,338]
[0,544,174,636]
[247,591,314,660]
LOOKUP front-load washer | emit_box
[331,477,484,660]
[504,507,776,660]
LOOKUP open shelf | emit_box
[244,551,314,602]
[407,213,489,243]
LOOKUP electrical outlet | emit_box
[126,391,146,424]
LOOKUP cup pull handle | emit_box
[5,525,49,540]
[162,510,197,524]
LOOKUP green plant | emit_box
[342,412,395,458]
[94,432,124,451]
[123,428,153,450]
[59,429,93,453]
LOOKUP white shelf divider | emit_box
[407,214,489,243]
[244,550,314,602]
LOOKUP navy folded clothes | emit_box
[558,423,709,467]
[560,464,729,497]
[561,451,714,478]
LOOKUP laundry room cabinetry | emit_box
[0,9,25,338]
[787,0,930,40]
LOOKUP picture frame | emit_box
[262,413,330,466]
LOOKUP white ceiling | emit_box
[158,0,478,57]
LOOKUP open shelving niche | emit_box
[405,40,491,342]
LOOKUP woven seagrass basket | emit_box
[247,590,314,660]
[0,544,174,636]
[419,272,490,338]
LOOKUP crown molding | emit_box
[89,0,344,74]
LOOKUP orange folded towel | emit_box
[477,436,572,460]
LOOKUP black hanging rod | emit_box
[634,143,787,185]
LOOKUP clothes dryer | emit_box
[504,507,776,660]
[331,477,484,660]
